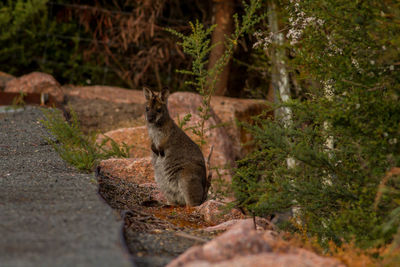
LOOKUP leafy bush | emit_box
[233,0,400,248]
[0,0,113,85]
[41,108,131,172]
[167,0,262,147]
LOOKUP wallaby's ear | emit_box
[143,87,152,100]
[160,87,170,103]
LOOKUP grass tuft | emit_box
[41,107,131,172]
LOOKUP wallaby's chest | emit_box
[147,125,166,147]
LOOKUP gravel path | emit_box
[0,107,133,267]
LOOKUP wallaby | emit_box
[143,87,210,206]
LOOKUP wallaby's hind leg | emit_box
[178,169,206,206]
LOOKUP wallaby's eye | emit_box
[156,108,162,113]
[145,106,149,111]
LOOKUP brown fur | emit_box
[143,87,208,206]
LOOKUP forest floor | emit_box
[97,171,221,267]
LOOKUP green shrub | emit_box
[0,0,106,85]
[167,0,262,147]
[41,108,131,172]
[233,0,400,248]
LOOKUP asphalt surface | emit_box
[0,106,133,267]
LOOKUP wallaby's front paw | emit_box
[151,143,159,155]
[151,143,165,157]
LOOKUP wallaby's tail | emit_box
[203,145,214,202]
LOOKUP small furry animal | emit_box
[143,87,209,206]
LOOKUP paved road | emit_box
[0,107,133,267]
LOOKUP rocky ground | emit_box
[1,71,345,267]
[96,165,220,267]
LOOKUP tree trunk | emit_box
[268,1,297,221]
[323,80,334,186]
[268,0,295,168]
[267,0,291,128]
[208,0,235,96]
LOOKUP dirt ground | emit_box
[96,167,220,267]
[66,95,146,134]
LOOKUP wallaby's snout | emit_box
[145,108,157,123]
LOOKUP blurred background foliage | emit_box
[0,0,266,95]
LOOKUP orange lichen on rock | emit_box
[98,157,154,184]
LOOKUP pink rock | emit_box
[203,219,245,232]
[170,246,205,267]
[0,71,15,90]
[167,91,205,116]
[97,157,154,184]
[203,217,274,232]
[185,252,343,267]
[168,219,268,266]
[167,219,344,267]
[97,126,150,158]
[5,72,64,103]
[63,85,145,105]
[210,96,270,159]
[196,200,245,225]
[201,220,271,262]
[96,160,166,205]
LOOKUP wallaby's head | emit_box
[143,87,170,125]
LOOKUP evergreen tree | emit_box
[233,0,400,248]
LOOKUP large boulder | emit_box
[167,219,344,267]
[97,157,154,184]
[168,92,269,165]
[183,252,342,267]
[96,157,166,206]
[63,85,146,105]
[66,96,145,133]
[63,86,146,133]
[97,126,150,158]
[4,72,64,103]
[211,96,270,159]
[0,71,15,91]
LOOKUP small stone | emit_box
[196,200,245,225]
